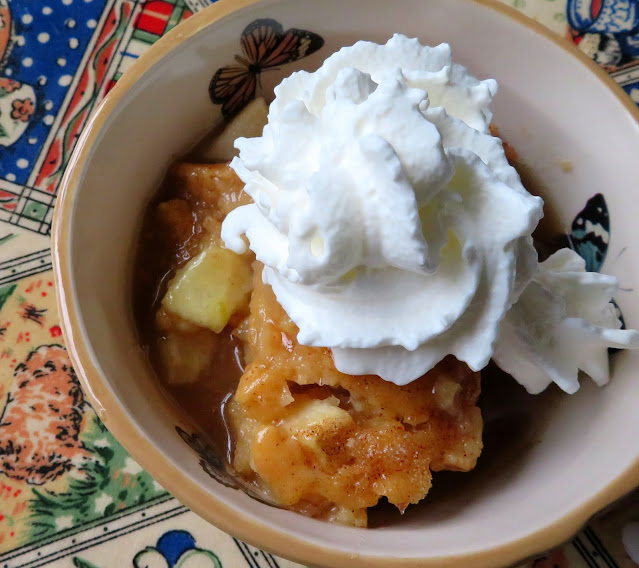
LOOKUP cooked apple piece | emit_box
[192,97,268,162]
[281,397,354,458]
[157,329,217,384]
[162,244,253,332]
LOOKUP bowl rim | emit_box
[52,0,639,566]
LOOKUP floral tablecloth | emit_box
[0,0,638,567]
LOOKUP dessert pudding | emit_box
[134,36,638,527]
[135,159,483,526]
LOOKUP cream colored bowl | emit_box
[53,0,639,566]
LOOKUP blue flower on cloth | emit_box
[133,530,222,568]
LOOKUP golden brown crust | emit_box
[170,162,252,218]
[230,267,483,526]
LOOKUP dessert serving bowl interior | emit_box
[52,0,639,566]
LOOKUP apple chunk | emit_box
[162,244,253,333]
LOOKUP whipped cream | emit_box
[494,249,639,394]
[222,34,637,392]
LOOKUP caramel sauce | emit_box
[133,176,244,465]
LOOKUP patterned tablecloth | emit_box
[0,0,638,567]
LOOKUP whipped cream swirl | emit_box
[222,34,543,384]
[222,34,637,391]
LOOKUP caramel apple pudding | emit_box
[134,35,638,527]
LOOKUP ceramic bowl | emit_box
[53,0,639,566]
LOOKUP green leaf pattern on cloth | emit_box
[28,414,167,539]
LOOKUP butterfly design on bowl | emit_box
[208,18,324,118]
[568,193,609,273]
[567,192,627,332]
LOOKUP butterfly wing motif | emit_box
[175,426,282,507]
[209,18,325,118]
[240,18,325,68]
[209,65,258,118]
[567,193,626,334]
[175,426,237,489]
[568,192,610,273]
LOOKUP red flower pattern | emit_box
[49,325,62,338]
[10,98,34,122]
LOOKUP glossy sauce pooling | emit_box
[133,163,252,463]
